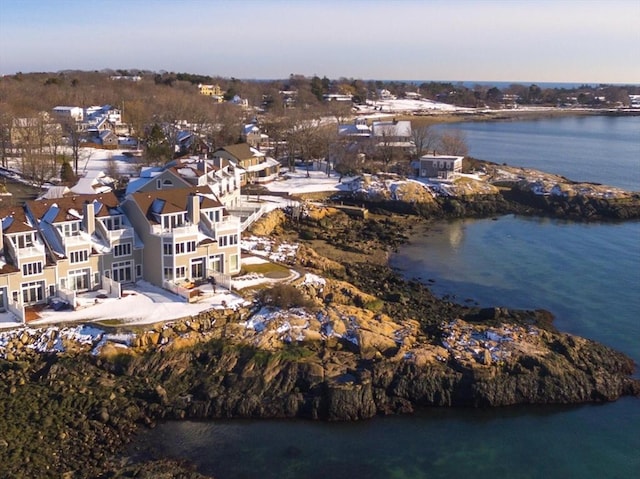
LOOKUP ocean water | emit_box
[434,115,640,191]
[131,116,640,478]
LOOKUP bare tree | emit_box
[438,130,469,156]
[411,123,439,157]
[375,125,400,171]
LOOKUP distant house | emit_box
[411,155,463,180]
[52,106,84,122]
[323,93,353,102]
[98,130,118,147]
[10,112,62,147]
[212,143,280,185]
[242,123,269,148]
[338,118,371,137]
[198,84,224,102]
[371,120,412,141]
[629,95,640,108]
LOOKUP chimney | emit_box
[188,193,200,225]
[83,201,95,235]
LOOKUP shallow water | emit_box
[130,115,640,479]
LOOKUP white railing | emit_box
[96,220,134,243]
[228,205,266,232]
[162,280,199,303]
[207,269,232,291]
[63,234,91,246]
[15,245,45,258]
[7,300,25,323]
[151,223,199,237]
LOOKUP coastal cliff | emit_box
[339,160,640,221]
[1,209,638,478]
[1,208,639,478]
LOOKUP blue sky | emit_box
[0,0,638,83]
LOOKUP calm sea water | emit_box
[435,115,640,191]
[131,116,640,479]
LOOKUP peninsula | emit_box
[0,71,638,478]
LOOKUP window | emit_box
[175,241,196,255]
[22,262,43,276]
[136,264,142,278]
[103,216,122,230]
[163,268,173,280]
[113,243,132,257]
[58,222,81,237]
[175,266,186,279]
[69,250,88,263]
[230,254,239,271]
[156,179,162,189]
[163,179,173,187]
[15,233,35,249]
[112,261,132,283]
[162,213,186,230]
[163,242,173,255]
[209,254,223,273]
[219,235,228,247]
[21,280,45,304]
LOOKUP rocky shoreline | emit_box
[1,205,639,478]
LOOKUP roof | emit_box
[128,186,223,224]
[371,120,412,138]
[0,207,35,234]
[418,154,464,162]
[27,192,120,224]
[215,143,263,161]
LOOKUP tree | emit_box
[411,123,439,157]
[438,130,469,156]
[144,123,172,165]
[61,116,83,175]
[60,159,76,184]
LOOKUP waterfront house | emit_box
[212,143,280,185]
[411,155,463,180]
[121,186,241,291]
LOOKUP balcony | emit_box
[150,222,199,238]
[96,220,134,244]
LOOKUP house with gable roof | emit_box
[25,192,144,292]
[125,157,243,208]
[212,143,280,185]
[411,154,463,180]
[0,192,144,321]
[0,206,51,315]
[122,186,241,289]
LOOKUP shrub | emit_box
[258,283,314,309]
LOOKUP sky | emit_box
[0,0,638,84]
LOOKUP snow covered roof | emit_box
[371,120,412,138]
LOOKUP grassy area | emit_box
[241,262,291,279]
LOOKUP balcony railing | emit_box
[95,220,134,244]
[150,223,199,237]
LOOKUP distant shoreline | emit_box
[398,107,640,127]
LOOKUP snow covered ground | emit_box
[355,98,473,115]
[0,280,250,330]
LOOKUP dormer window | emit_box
[15,233,35,249]
[161,213,186,230]
[102,215,123,231]
[58,221,81,237]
